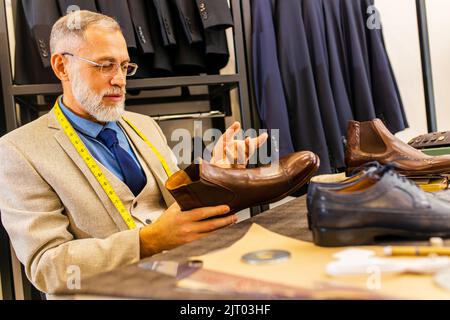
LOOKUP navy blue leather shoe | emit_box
[309,166,450,247]
[306,162,381,229]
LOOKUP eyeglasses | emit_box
[62,52,139,77]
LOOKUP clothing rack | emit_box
[0,0,257,132]
[0,0,262,300]
[416,0,437,133]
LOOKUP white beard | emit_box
[70,68,126,122]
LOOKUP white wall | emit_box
[5,0,14,74]
[376,0,427,142]
[377,0,450,141]
[427,0,450,132]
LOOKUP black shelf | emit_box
[0,0,254,133]
[0,218,14,300]
[10,74,242,96]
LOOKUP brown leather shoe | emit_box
[165,151,320,214]
[346,119,450,176]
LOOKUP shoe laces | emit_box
[350,161,382,176]
[371,163,419,190]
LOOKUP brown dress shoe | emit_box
[165,151,320,214]
[346,119,450,175]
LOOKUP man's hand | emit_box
[139,203,237,258]
[210,122,268,169]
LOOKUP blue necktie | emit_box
[98,128,147,197]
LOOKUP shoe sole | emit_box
[312,226,450,247]
[347,166,450,177]
[399,170,450,177]
[227,154,321,216]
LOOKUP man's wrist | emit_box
[139,226,161,259]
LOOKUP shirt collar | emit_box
[58,96,121,139]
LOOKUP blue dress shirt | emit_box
[58,97,145,183]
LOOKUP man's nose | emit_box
[110,67,126,87]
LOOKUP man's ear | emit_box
[51,54,70,81]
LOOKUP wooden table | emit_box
[56,196,450,300]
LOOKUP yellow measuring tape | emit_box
[121,117,173,177]
[53,101,173,229]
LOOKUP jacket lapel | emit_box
[118,118,176,207]
[49,109,130,231]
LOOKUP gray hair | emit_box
[50,10,122,55]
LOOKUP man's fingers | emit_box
[224,144,237,163]
[236,140,247,165]
[246,133,269,149]
[193,214,238,233]
[256,133,269,147]
[245,134,268,151]
[213,125,267,166]
[212,122,240,161]
[224,122,241,142]
[189,231,214,243]
[188,205,231,221]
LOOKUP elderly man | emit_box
[0,11,267,295]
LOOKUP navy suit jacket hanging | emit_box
[251,0,295,158]
[251,0,408,173]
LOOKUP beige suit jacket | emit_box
[0,107,179,294]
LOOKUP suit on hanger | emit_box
[196,0,233,73]
[126,0,156,79]
[339,0,407,132]
[251,0,408,172]
[146,1,174,76]
[362,0,408,132]
[152,0,177,47]
[172,0,203,44]
[171,3,206,76]
[322,0,355,133]
[127,0,155,55]
[172,30,206,76]
[340,0,377,121]
[204,28,229,73]
[171,0,231,74]
[301,0,347,169]
[274,0,333,172]
[14,0,60,84]
[195,0,233,30]
[95,0,137,50]
[251,0,295,158]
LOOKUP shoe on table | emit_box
[309,165,450,247]
[307,162,381,230]
[346,119,450,176]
